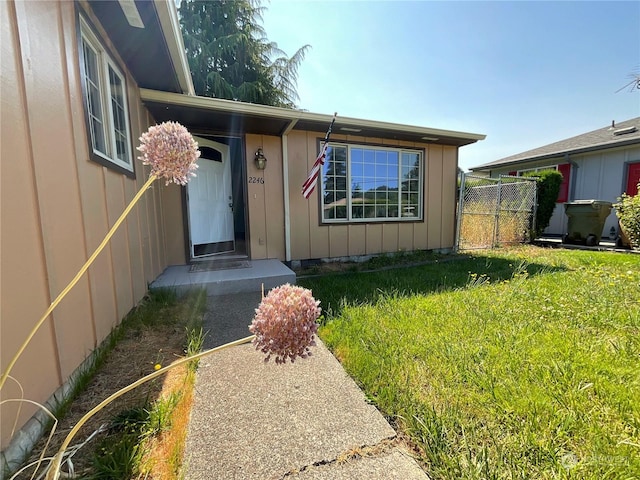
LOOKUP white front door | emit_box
[187,137,234,258]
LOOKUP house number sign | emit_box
[248,176,265,184]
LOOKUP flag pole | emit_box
[322,112,337,144]
[302,113,337,199]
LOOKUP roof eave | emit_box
[471,137,640,171]
[140,89,486,146]
[153,0,195,95]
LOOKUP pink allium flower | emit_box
[249,284,321,364]
[137,122,200,185]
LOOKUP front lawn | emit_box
[299,247,640,479]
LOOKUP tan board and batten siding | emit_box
[243,131,459,261]
[245,134,287,259]
[0,1,177,449]
[163,131,458,263]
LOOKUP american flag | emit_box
[302,113,337,199]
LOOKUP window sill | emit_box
[320,218,424,226]
[89,150,136,179]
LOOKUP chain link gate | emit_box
[455,174,537,251]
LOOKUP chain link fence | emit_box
[455,174,537,251]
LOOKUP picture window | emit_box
[321,144,423,223]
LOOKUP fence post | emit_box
[493,176,503,247]
[531,180,538,241]
[454,172,466,252]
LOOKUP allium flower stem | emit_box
[0,174,158,391]
[45,334,256,480]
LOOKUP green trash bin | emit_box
[563,200,613,246]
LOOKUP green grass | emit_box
[185,326,206,372]
[86,288,207,480]
[300,247,640,479]
[303,250,564,320]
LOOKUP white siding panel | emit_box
[544,204,566,236]
[572,147,639,239]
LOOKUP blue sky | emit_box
[261,1,640,171]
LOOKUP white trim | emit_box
[80,17,134,172]
[281,119,298,262]
[321,143,424,224]
[516,164,558,176]
[105,61,132,166]
[187,137,234,258]
[154,0,195,95]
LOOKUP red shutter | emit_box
[557,163,571,203]
[626,162,640,196]
[508,170,517,177]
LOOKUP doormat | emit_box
[189,260,251,273]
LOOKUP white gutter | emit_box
[281,119,298,262]
[154,1,195,95]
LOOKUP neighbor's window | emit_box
[79,17,133,173]
[516,165,557,176]
[321,144,423,222]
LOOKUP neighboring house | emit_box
[0,0,484,464]
[470,118,640,238]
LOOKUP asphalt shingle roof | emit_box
[471,117,640,170]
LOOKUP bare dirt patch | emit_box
[16,293,204,480]
[292,251,450,278]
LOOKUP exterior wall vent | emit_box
[118,0,144,28]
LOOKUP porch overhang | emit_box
[140,89,486,146]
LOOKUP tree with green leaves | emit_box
[179,0,308,108]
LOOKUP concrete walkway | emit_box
[183,293,429,480]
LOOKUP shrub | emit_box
[523,169,563,237]
[614,183,640,248]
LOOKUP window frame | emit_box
[77,13,135,177]
[516,165,558,176]
[320,141,425,224]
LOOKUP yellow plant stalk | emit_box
[0,174,157,391]
[2,397,58,480]
[46,335,256,480]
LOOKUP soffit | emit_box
[88,1,183,93]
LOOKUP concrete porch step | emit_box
[149,259,296,296]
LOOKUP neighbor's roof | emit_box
[140,89,486,146]
[471,117,640,171]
